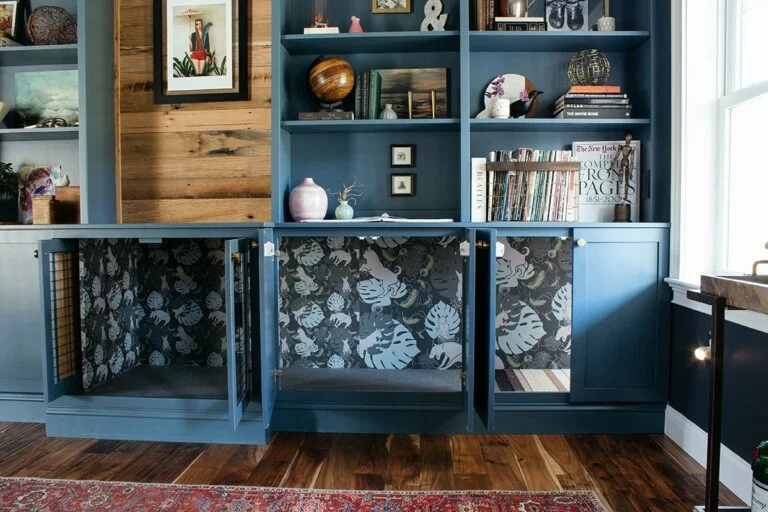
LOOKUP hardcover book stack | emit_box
[471,148,579,222]
[354,70,382,120]
[475,1,546,31]
[553,86,632,119]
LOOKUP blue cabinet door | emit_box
[571,228,669,403]
[225,238,250,430]
[0,241,45,396]
[258,229,277,433]
[462,229,476,432]
[473,229,497,431]
[39,239,81,402]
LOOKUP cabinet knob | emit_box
[231,252,241,263]
[576,238,587,247]
[33,250,39,259]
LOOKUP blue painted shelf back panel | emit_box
[0,44,78,66]
[282,119,460,134]
[469,119,650,132]
[282,31,461,55]
[469,32,650,53]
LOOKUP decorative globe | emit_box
[307,56,355,104]
[567,49,612,86]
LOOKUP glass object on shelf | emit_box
[724,91,768,274]
[311,0,329,28]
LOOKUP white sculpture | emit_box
[420,0,447,31]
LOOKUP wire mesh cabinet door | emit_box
[462,229,477,433]
[258,229,277,434]
[226,238,251,431]
[39,239,81,402]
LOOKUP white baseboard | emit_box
[665,405,752,504]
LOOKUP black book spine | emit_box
[561,108,632,119]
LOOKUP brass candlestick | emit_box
[408,91,413,119]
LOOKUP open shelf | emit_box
[470,118,651,132]
[282,119,460,134]
[282,31,460,55]
[0,44,79,66]
[469,31,650,53]
[0,127,80,141]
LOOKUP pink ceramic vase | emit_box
[349,16,363,33]
[289,178,328,221]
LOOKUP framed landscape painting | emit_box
[153,0,248,103]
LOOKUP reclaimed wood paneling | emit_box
[115,0,271,223]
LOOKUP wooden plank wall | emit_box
[115,0,272,223]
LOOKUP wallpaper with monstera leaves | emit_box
[278,236,465,370]
[79,239,142,391]
[137,239,227,369]
[495,237,572,370]
[79,239,228,391]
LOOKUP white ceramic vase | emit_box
[380,104,398,120]
[597,16,616,31]
[289,178,328,221]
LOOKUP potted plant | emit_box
[0,162,18,222]
[331,178,362,220]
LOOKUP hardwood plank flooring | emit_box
[0,422,746,512]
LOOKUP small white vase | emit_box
[379,104,398,120]
[597,16,616,32]
[334,200,354,220]
[289,178,328,221]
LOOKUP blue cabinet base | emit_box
[489,403,666,434]
[0,393,45,423]
[44,396,269,445]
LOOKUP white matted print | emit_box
[390,144,415,167]
[391,173,415,196]
[166,0,233,92]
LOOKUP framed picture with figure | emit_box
[372,0,412,14]
[0,1,20,41]
[153,0,249,103]
[391,173,416,196]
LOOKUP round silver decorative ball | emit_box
[568,49,612,86]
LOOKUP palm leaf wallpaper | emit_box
[79,239,228,391]
[495,237,572,370]
[278,236,465,370]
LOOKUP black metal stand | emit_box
[687,291,751,512]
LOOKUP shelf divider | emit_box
[469,31,650,53]
[282,31,460,55]
[0,44,79,66]
[282,119,461,134]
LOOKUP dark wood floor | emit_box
[0,422,745,512]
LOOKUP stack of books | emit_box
[553,86,632,119]
[471,149,579,222]
[354,70,382,120]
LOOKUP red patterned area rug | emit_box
[0,477,611,511]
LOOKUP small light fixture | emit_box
[694,331,713,361]
[694,346,711,361]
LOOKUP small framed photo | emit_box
[391,173,415,197]
[390,144,415,168]
[372,0,412,14]
[0,1,20,41]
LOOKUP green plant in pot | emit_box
[0,162,18,223]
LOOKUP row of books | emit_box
[355,70,382,120]
[471,149,579,222]
[553,86,633,119]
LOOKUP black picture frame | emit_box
[391,173,416,196]
[390,144,416,168]
[153,0,249,104]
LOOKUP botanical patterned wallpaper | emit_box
[79,239,228,391]
[79,239,142,391]
[495,237,572,370]
[278,237,465,370]
[137,239,227,368]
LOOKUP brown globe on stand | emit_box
[307,56,355,109]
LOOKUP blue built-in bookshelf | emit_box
[272,0,669,224]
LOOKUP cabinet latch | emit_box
[272,369,282,381]
[460,371,467,384]
[264,241,275,258]
[460,241,470,257]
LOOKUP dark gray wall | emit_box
[670,304,768,462]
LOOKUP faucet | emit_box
[753,242,768,275]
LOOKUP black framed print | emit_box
[391,173,416,196]
[154,0,249,104]
[390,144,415,168]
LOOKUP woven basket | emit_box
[26,6,78,45]
[32,195,57,225]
